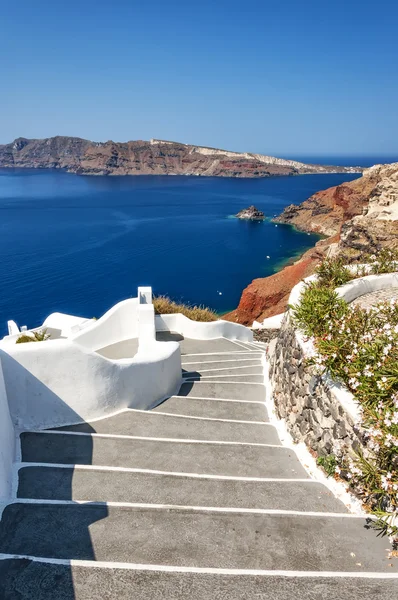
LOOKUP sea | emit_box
[0,156,395,335]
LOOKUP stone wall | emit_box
[269,314,366,459]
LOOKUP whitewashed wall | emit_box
[71,298,139,351]
[156,313,253,342]
[0,338,181,431]
[336,272,398,303]
[0,358,15,501]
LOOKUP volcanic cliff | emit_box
[225,162,398,325]
[0,136,360,178]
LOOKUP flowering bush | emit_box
[292,254,398,542]
[368,248,398,275]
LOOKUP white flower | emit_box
[385,434,393,447]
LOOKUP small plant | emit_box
[315,256,353,288]
[291,281,348,339]
[317,454,338,478]
[368,509,398,540]
[153,296,218,322]
[16,329,50,343]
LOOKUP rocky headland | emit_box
[225,162,398,325]
[236,206,265,220]
[0,136,361,178]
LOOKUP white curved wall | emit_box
[336,272,398,303]
[0,338,181,431]
[156,314,253,342]
[42,312,93,337]
[71,298,139,351]
[0,359,15,501]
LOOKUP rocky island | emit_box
[0,136,362,178]
[225,162,398,325]
[236,206,265,220]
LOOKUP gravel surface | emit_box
[351,287,398,309]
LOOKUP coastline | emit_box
[269,223,324,274]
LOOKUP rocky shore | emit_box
[224,162,398,325]
[0,136,361,178]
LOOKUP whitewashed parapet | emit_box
[0,289,181,431]
[0,358,15,503]
[336,272,398,303]
[71,298,139,352]
[138,286,153,305]
[0,336,181,431]
[156,313,253,342]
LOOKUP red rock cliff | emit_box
[224,163,398,326]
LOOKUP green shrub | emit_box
[16,329,50,343]
[290,281,348,339]
[153,296,218,322]
[315,256,353,287]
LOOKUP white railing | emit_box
[155,313,253,342]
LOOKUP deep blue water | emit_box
[0,169,362,334]
[289,155,398,167]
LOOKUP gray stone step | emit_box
[177,338,253,355]
[153,396,268,421]
[0,503,394,572]
[181,359,262,371]
[183,374,265,384]
[234,341,262,351]
[182,365,263,378]
[1,560,397,600]
[17,466,348,513]
[181,352,262,364]
[53,410,278,444]
[178,381,265,401]
[21,433,307,478]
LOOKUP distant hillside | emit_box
[0,136,362,178]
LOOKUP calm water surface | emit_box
[0,169,361,333]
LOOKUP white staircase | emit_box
[0,336,396,598]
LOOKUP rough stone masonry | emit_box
[268,314,367,460]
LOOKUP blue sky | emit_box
[1,0,397,156]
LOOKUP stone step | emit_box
[181,359,262,371]
[1,560,397,600]
[152,396,268,421]
[53,410,278,444]
[235,342,264,352]
[0,503,394,572]
[20,433,306,478]
[181,352,262,364]
[182,365,263,378]
[183,374,264,384]
[178,381,265,401]
[178,338,253,355]
[17,466,348,513]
